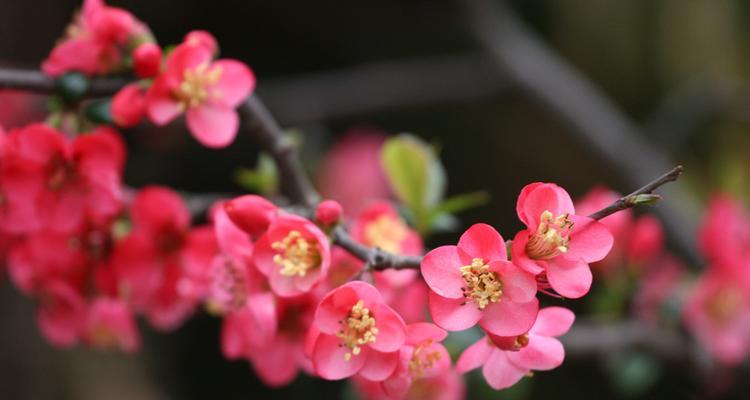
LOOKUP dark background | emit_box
[2,0,750,398]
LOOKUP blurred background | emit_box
[1,0,749,398]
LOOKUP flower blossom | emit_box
[512,183,613,298]
[421,223,538,336]
[456,307,574,390]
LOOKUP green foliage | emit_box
[235,153,279,194]
[84,99,113,125]
[55,72,90,103]
[381,134,488,235]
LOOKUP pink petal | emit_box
[428,291,482,331]
[565,215,614,263]
[420,245,465,299]
[186,105,239,148]
[249,337,300,387]
[313,333,366,380]
[314,283,360,334]
[546,258,592,299]
[530,307,575,337]
[212,60,256,107]
[492,260,537,303]
[482,350,528,390]
[369,303,406,353]
[359,350,400,381]
[165,44,212,83]
[518,183,575,229]
[406,322,448,345]
[480,297,538,337]
[457,223,507,262]
[455,337,492,374]
[507,335,565,371]
[146,76,182,125]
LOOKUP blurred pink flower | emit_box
[83,297,140,352]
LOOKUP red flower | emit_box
[456,307,574,390]
[146,41,255,148]
[310,281,406,381]
[421,223,538,336]
[83,297,140,353]
[111,83,148,128]
[511,183,613,298]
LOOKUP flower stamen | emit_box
[272,230,321,277]
[526,210,573,259]
[460,258,503,310]
[363,215,408,254]
[336,300,378,361]
[176,62,223,109]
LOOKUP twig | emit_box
[0,68,125,96]
[332,226,422,271]
[588,165,684,220]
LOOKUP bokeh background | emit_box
[1,0,749,398]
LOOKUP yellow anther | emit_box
[176,63,223,109]
[336,300,379,361]
[706,286,743,326]
[408,339,443,378]
[363,215,408,254]
[272,230,321,277]
[525,210,573,260]
[460,258,503,310]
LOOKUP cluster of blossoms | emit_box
[8,0,738,398]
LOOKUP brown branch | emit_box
[0,68,126,96]
[588,165,684,220]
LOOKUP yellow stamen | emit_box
[705,286,743,326]
[460,258,503,310]
[336,300,378,361]
[272,230,321,277]
[408,339,443,378]
[525,210,573,259]
[175,62,223,109]
[363,214,408,254]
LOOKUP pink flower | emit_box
[36,280,86,348]
[379,279,428,325]
[683,267,750,365]
[224,195,279,238]
[354,370,465,400]
[351,201,423,288]
[316,199,343,226]
[421,223,538,336]
[319,130,391,217]
[42,0,145,77]
[132,42,162,78]
[253,214,330,297]
[511,183,613,298]
[634,254,685,323]
[456,307,574,390]
[146,41,255,148]
[1,124,125,233]
[626,215,664,266]
[310,281,406,381]
[699,194,750,269]
[220,292,277,360]
[111,83,147,127]
[83,297,140,352]
[378,323,451,398]
[110,187,213,330]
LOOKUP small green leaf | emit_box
[629,193,662,206]
[235,153,279,194]
[55,72,90,103]
[436,191,490,215]
[381,134,445,232]
[84,99,113,124]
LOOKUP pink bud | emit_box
[315,200,342,226]
[132,42,162,78]
[224,195,278,237]
[184,30,218,55]
[111,83,146,127]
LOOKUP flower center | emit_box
[272,230,321,277]
[460,258,503,310]
[363,214,408,254]
[207,257,247,314]
[176,62,223,109]
[705,286,743,326]
[408,339,442,378]
[89,324,120,349]
[336,300,378,361]
[525,210,573,259]
[488,333,530,351]
[47,158,77,191]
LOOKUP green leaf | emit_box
[436,191,490,215]
[235,153,279,194]
[84,99,113,124]
[381,134,445,231]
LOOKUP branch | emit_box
[0,68,125,96]
[332,226,422,271]
[588,165,684,220]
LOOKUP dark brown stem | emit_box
[588,165,684,220]
[0,68,126,96]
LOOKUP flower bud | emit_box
[315,200,342,226]
[132,42,162,78]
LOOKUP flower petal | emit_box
[420,246,465,299]
[212,60,256,107]
[369,303,406,353]
[456,337,492,374]
[482,349,528,390]
[186,105,239,148]
[546,257,592,299]
[565,215,614,263]
[312,333,365,380]
[359,350,400,381]
[507,335,565,371]
[492,260,536,303]
[457,223,507,262]
[428,291,482,332]
[480,297,538,337]
[530,306,575,337]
